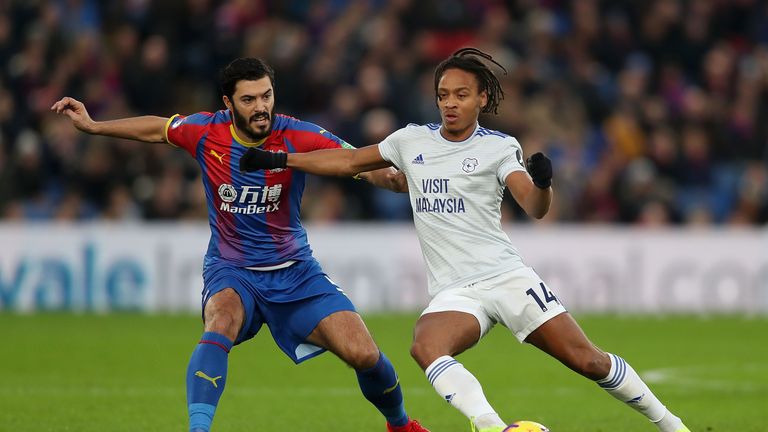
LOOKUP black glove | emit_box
[526,152,552,189]
[239,147,287,173]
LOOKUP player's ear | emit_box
[222,95,233,111]
[480,90,488,109]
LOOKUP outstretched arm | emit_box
[240,144,393,177]
[506,152,553,219]
[357,167,408,193]
[51,97,168,143]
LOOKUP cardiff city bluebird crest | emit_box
[461,158,478,173]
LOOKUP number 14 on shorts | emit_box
[526,283,559,312]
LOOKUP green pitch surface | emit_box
[1,313,766,431]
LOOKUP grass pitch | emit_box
[1,313,766,431]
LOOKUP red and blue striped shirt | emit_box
[165,110,352,267]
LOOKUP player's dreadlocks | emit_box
[434,47,507,115]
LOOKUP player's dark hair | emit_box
[219,57,276,100]
[434,47,507,115]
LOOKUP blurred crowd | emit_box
[1,0,767,226]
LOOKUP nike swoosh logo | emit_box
[195,370,222,388]
[382,378,400,394]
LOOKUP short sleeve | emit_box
[377,127,407,169]
[497,137,527,184]
[289,120,353,152]
[165,112,213,155]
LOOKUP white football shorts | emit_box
[420,265,567,342]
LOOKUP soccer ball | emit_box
[504,420,550,432]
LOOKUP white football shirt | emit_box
[378,122,529,296]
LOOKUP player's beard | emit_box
[233,106,274,141]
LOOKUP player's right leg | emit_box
[186,287,244,432]
[186,261,268,432]
[410,299,507,432]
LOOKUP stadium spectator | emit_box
[1,1,766,225]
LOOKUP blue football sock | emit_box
[356,351,409,426]
[186,332,233,432]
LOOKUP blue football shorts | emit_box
[201,258,356,363]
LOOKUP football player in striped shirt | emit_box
[52,57,428,432]
[239,48,691,432]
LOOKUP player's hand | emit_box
[239,147,287,173]
[526,152,552,189]
[50,97,97,133]
[387,170,408,193]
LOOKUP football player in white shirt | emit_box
[239,48,690,432]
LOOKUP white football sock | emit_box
[596,353,683,432]
[425,356,506,429]
[654,412,686,432]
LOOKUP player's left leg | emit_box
[525,313,690,432]
[306,310,429,432]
